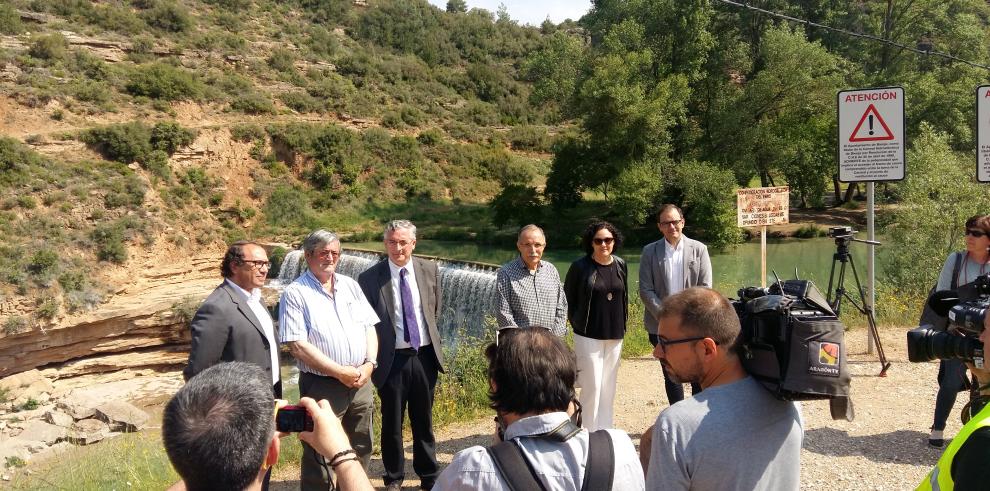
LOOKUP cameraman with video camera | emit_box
[918,311,990,490]
[921,215,990,448]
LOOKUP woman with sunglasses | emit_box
[927,214,990,447]
[563,221,628,431]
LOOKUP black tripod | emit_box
[825,230,892,377]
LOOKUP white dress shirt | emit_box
[664,238,685,296]
[388,260,431,349]
[226,279,279,385]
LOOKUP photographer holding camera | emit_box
[918,312,990,490]
[922,215,990,448]
[162,362,374,491]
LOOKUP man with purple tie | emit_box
[358,220,445,491]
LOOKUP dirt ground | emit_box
[262,326,960,490]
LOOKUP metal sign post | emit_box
[837,87,903,374]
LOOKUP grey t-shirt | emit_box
[646,376,803,491]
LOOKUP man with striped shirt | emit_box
[280,229,380,491]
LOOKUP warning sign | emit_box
[977,85,990,182]
[737,186,789,227]
[838,87,905,182]
[849,104,894,142]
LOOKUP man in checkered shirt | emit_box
[494,224,568,338]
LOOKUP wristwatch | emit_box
[363,358,378,369]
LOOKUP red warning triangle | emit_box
[849,104,894,142]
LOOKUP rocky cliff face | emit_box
[0,255,221,379]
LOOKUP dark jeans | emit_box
[298,372,374,491]
[932,359,968,431]
[649,334,702,404]
[379,345,440,487]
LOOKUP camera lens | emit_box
[907,326,983,362]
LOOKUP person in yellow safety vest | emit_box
[917,311,990,491]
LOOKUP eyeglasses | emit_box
[593,237,615,246]
[966,229,988,238]
[657,336,707,351]
[316,250,341,259]
[240,260,271,270]
[658,219,683,228]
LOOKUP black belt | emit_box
[395,347,419,356]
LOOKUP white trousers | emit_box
[574,334,623,432]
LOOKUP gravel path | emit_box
[273,327,960,490]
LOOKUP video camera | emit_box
[906,274,989,368]
[733,279,853,420]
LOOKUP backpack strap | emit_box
[951,251,964,290]
[581,429,615,491]
[487,440,546,491]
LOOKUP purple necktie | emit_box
[400,268,421,350]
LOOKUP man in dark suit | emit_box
[639,204,712,406]
[358,220,444,491]
[184,241,281,398]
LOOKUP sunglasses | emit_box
[593,237,615,246]
[966,229,988,238]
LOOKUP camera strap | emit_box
[487,423,614,491]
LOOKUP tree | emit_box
[446,0,467,13]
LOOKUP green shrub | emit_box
[267,49,296,73]
[400,105,425,127]
[280,91,324,114]
[36,296,59,320]
[150,121,196,154]
[72,80,113,105]
[416,128,443,146]
[91,222,128,263]
[28,33,69,61]
[28,249,59,277]
[144,150,172,181]
[0,4,23,34]
[58,270,88,292]
[2,316,28,335]
[508,125,551,152]
[793,224,825,238]
[16,195,36,209]
[141,1,193,33]
[82,123,152,164]
[126,63,202,101]
[381,110,404,129]
[490,184,542,227]
[230,93,276,115]
[65,288,103,313]
[230,123,265,142]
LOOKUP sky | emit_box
[425,0,592,26]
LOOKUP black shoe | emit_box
[928,438,944,448]
[419,481,436,490]
[385,482,403,491]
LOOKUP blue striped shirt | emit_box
[279,270,379,375]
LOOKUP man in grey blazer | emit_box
[358,220,444,491]
[639,204,712,405]
[184,241,281,398]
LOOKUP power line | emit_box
[714,0,990,71]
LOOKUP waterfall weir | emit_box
[273,249,498,340]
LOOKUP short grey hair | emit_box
[302,229,339,255]
[517,224,545,241]
[383,220,417,240]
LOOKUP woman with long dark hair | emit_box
[564,221,628,431]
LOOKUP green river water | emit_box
[348,237,880,299]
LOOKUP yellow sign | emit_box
[737,186,790,227]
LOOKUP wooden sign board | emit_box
[737,186,790,227]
